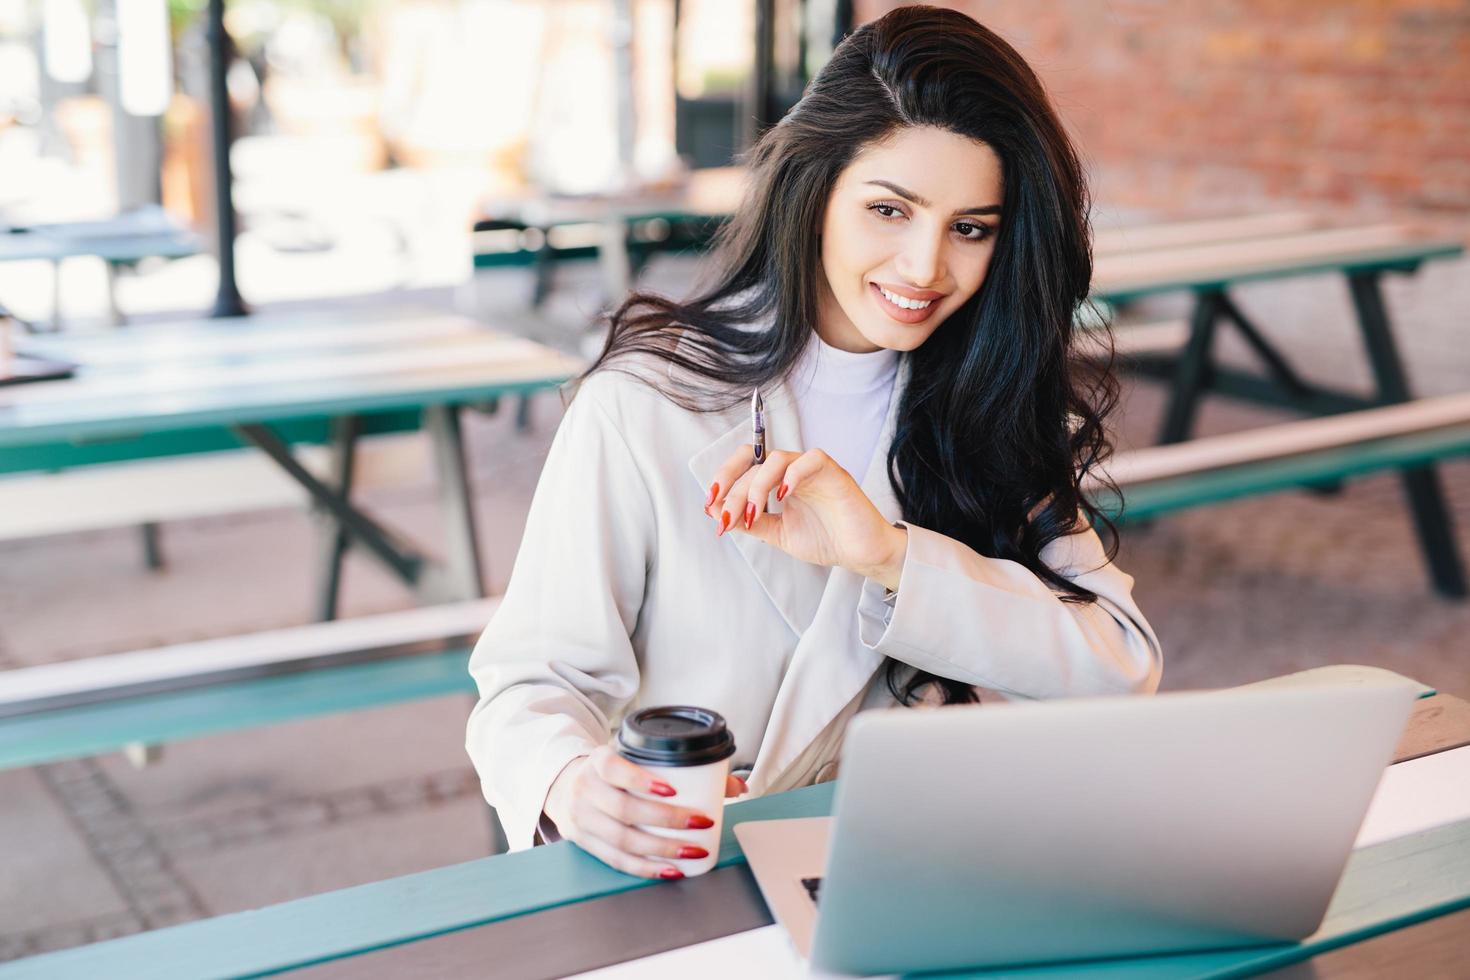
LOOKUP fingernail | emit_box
[677,845,709,859]
[717,511,730,536]
[686,815,715,830]
[705,482,719,508]
[659,868,685,880]
[743,502,755,529]
[777,483,789,501]
[649,781,676,797]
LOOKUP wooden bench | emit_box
[1088,393,1470,534]
[472,167,744,303]
[0,599,496,774]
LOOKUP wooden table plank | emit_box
[5,332,564,407]
[14,313,489,365]
[1397,693,1470,764]
[1257,903,1470,979]
[0,317,582,449]
[1093,223,1463,300]
[0,650,478,772]
[482,166,746,226]
[1092,212,1324,255]
[1093,392,1470,488]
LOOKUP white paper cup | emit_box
[617,706,737,877]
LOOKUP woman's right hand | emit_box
[543,744,746,879]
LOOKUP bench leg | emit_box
[532,237,556,308]
[1158,290,1223,444]
[514,392,533,433]
[426,404,487,601]
[140,521,165,571]
[599,218,633,307]
[1348,271,1467,598]
[316,416,360,621]
[104,260,124,326]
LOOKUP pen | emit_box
[751,388,765,465]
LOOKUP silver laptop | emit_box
[734,681,1417,976]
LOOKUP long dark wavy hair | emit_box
[581,4,1120,706]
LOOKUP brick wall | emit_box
[855,1,1470,215]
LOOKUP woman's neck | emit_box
[794,330,900,396]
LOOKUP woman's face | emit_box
[816,125,1004,353]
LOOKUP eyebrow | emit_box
[864,179,1001,217]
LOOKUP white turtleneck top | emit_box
[788,332,901,484]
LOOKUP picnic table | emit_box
[0,206,200,329]
[1091,217,1467,596]
[473,167,745,303]
[3,670,1466,979]
[2,310,583,618]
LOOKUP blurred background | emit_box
[2,0,1468,964]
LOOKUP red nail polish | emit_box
[705,482,719,508]
[649,781,676,797]
[677,845,709,860]
[717,511,730,536]
[686,815,715,830]
[744,502,755,529]
[659,868,684,880]
[777,483,789,501]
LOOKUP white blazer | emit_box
[466,351,1163,850]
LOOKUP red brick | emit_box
[854,0,1470,212]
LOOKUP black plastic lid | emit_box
[617,706,736,767]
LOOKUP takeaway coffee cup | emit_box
[617,705,737,877]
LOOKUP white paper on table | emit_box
[1354,742,1470,849]
[574,745,1470,979]
[564,924,895,980]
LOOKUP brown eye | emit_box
[954,221,991,241]
[868,203,904,219]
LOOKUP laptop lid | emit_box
[809,682,1418,975]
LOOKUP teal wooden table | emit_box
[3,691,1467,980]
[2,311,583,617]
[0,206,200,329]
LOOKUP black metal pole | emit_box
[833,0,854,50]
[206,0,247,317]
[744,0,776,148]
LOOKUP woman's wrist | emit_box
[543,755,589,834]
[853,523,908,592]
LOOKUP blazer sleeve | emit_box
[465,379,653,850]
[855,520,1162,698]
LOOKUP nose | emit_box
[894,223,947,289]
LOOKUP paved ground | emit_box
[2,248,1469,964]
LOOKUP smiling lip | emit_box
[870,281,944,324]
[873,282,946,301]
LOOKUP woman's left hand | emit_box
[703,445,908,590]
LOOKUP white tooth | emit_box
[882,285,929,308]
[879,287,931,310]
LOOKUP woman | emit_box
[466,5,1162,877]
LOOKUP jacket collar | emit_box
[684,353,908,635]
